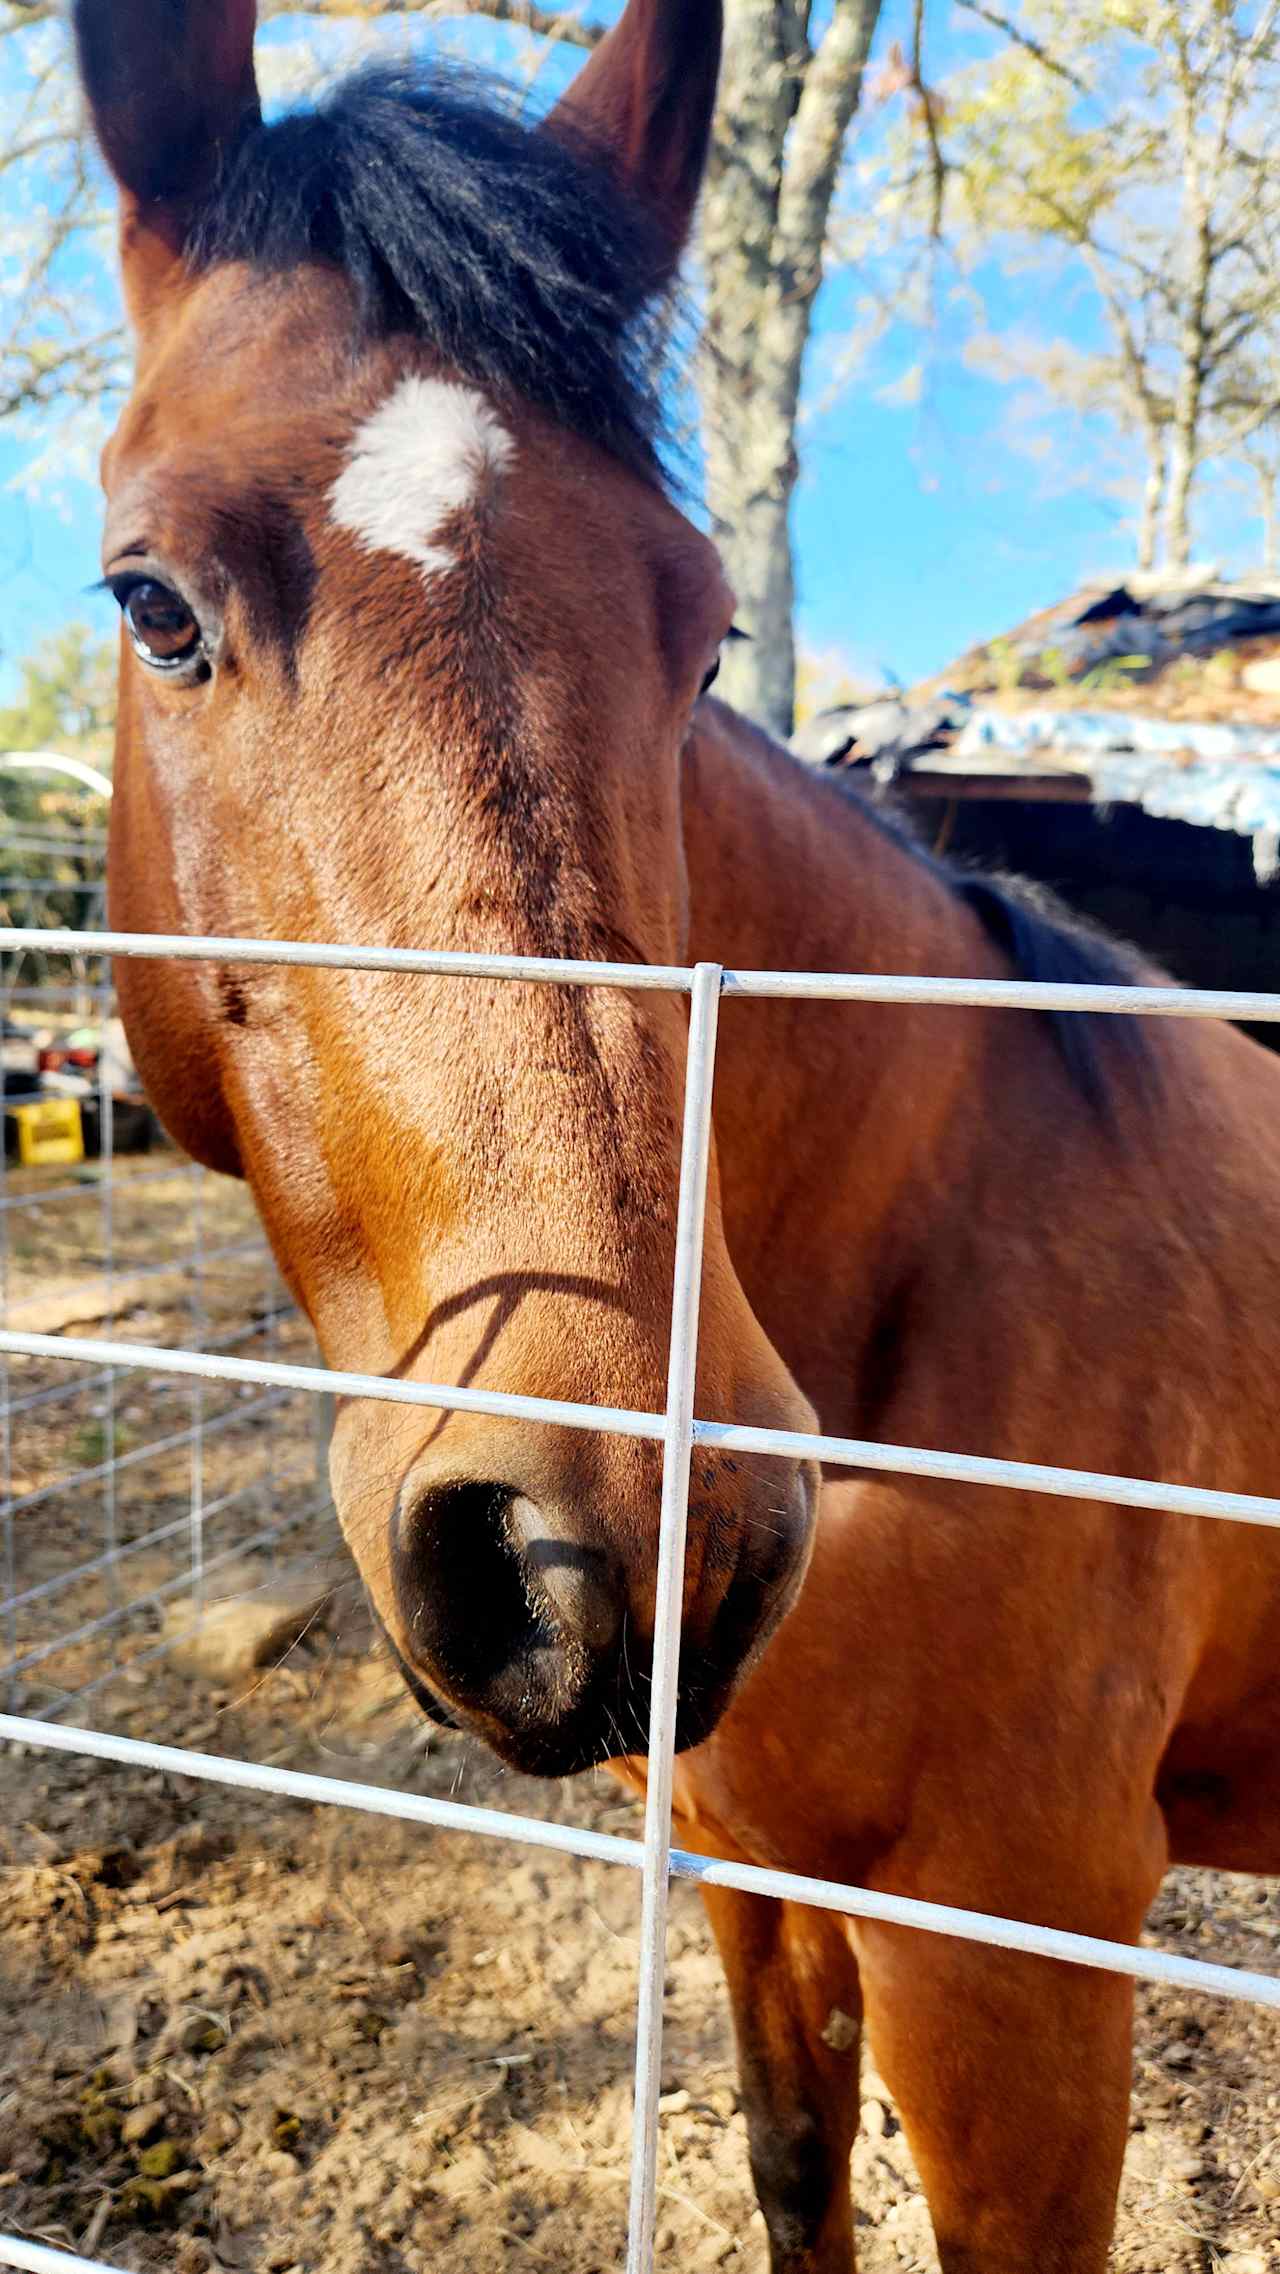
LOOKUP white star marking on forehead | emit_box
[330,374,515,580]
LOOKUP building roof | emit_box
[791,574,1280,881]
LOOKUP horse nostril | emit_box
[393,1480,544,1699]
[390,1479,621,1715]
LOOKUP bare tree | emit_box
[0,0,887,737]
[1161,0,1280,562]
[890,0,1280,573]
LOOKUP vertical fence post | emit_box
[314,1386,336,1520]
[96,957,121,1665]
[189,1164,208,1624]
[625,961,723,2274]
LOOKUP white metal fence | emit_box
[0,875,331,1731]
[2,919,1280,2274]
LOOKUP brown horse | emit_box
[74,3,1280,2268]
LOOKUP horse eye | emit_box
[699,654,721,696]
[117,578,203,672]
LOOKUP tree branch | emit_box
[1203,391,1280,456]
[1,1,605,42]
[0,327,126,420]
[256,0,601,41]
[1211,0,1280,180]
[907,0,946,242]
[953,0,1092,98]
[775,0,882,293]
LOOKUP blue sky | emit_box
[0,3,1261,705]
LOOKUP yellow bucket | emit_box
[12,1096,85,1168]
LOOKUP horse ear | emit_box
[73,0,260,326]
[545,0,722,285]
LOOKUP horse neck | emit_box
[683,699,993,987]
[682,701,999,1428]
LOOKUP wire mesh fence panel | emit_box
[0,919,1278,2274]
[0,872,334,1733]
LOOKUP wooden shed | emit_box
[792,575,1280,1040]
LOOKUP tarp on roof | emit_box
[952,708,1280,765]
[790,574,1280,879]
[932,710,1280,880]
[791,701,1280,879]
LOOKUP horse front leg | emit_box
[702,1884,863,2274]
[855,1921,1134,2274]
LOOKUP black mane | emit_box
[954,868,1151,1113]
[841,776,1155,1116]
[187,62,676,480]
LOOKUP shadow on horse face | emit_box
[77,0,818,1774]
[327,1270,817,1776]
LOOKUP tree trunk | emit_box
[1164,411,1198,569]
[698,0,882,738]
[1137,443,1165,571]
[1161,99,1213,572]
[1165,291,1207,567]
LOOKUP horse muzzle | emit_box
[378,1447,816,1777]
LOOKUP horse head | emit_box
[74,0,818,1775]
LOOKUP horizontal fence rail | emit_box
[3,923,1280,2274]
[1,1326,1278,1530]
[3,1712,1279,2013]
[0,2242,127,2274]
[7,920,1280,1021]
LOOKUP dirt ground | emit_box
[1,1161,1279,2273]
